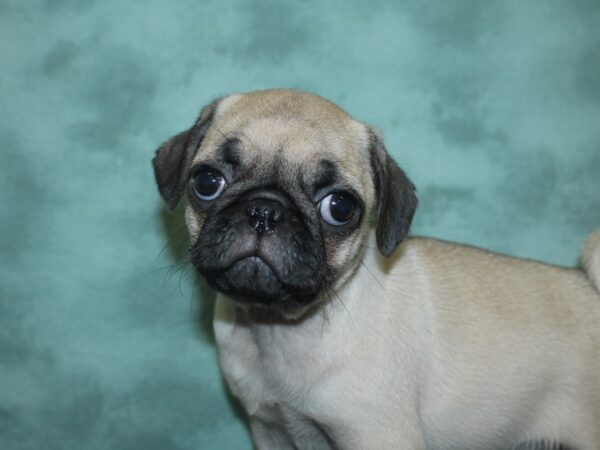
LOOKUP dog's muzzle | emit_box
[192,189,328,308]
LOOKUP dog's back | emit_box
[394,232,600,449]
[583,229,600,293]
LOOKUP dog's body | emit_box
[216,235,600,449]
[152,89,600,449]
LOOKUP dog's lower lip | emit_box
[233,254,269,268]
[194,249,323,304]
[236,255,280,280]
[226,254,278,281]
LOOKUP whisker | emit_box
[213,124,262,156]
[177,262,194,298]
[359,243,378,252]
[330,287,351,319]
[161,257,188,277]
[189,271,201,320]
[146,259,187,275]
[320,289,333,336]
[146,211,165,223]
[156,228,189,259]
[156,250,193,288]
[212,124,229,141]
[358,258,386,292]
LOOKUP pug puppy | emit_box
[152,89,600,450]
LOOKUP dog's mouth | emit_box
[200,255,319,307]
[190,199,331,309]
[222,255,284,300]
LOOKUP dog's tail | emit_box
[582,228,600,292]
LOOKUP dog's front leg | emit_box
[249,418,296,450]
[351,428,426,450]
[328,417,426,450]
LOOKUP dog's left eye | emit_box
[191,167,226,201]
[320,192,356,226]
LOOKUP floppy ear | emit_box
[367,128,418,257]
[152,100,219,210]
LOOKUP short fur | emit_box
[583,229,600,293]
[153,89,600,450]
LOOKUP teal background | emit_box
[1,1,599,449]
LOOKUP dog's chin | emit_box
[199,256,321,312]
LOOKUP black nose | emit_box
[246,199,284,234]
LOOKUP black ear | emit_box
[152,100,219,210]
[368,128,418,257]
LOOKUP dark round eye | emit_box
[191,167,226,201]
[320,192,356,226]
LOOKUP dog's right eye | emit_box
[191,167,226,201]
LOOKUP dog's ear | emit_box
[367,128,418,257]
[152,100,220,210]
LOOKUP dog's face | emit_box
[153,90,417,314]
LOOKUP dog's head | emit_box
[153,90,417,314]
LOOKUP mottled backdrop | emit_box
[1,0,599,449]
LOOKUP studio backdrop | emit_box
[1,1,599,449]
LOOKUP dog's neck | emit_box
[212,235,426,392]
[217,235,401,344]
[229,234,377,322]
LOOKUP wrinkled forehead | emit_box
[194,92,372,192]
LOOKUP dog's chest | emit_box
[213,300,328,421]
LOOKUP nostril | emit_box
[249,207,261,219]
[246,200,284,234]
[268,208,281,222]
